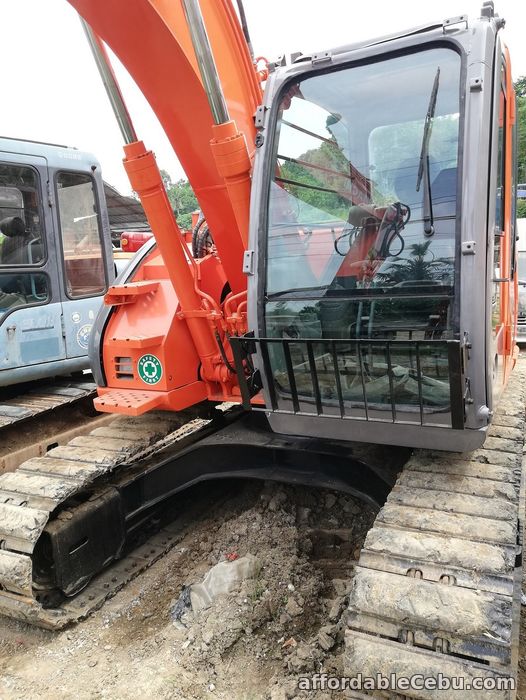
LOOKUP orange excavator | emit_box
[0,1,522,695]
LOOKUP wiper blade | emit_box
[416,67,440,190]
[267,285,328,298]
[416,67,440,236]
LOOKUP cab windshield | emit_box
[261,46,462,425]
[266,46,460,311]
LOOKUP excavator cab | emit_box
[0,137,115,387]
[236,10,517,451]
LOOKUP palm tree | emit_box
[375,240,452,286]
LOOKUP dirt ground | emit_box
[0,481,376,700]
[0,474,524,699]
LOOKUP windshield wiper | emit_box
[416,67,440,237]
[267,285,328,298]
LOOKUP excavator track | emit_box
[346,359,526,698]
[0,393,403,631]
[0,378,96,430]
[0,409,216,629]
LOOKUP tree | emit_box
[376,240,452,286]
[515,77,526,185]
[515,77,526,99]
[159,170,198,230]
[279,139,352,222]
[159,169,173,189]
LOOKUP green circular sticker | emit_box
[138,354,163,385]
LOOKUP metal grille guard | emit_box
[229,334,466,430]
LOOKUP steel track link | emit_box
[0,379,96,429]
[0,410,213,628]
[345,360,526,699]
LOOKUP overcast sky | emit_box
[0,0,525,194]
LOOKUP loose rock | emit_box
[284,597,303,618]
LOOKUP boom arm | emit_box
[68,0,262,293]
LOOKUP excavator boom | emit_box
[69,0,261,293]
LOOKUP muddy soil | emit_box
[0,481,376,700]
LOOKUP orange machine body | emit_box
[67,0,260,414]
[97,244,231,414]
[96,140,242,414]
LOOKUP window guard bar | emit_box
[229,334,465,430]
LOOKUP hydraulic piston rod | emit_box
[80,19,137,145]
[181,0,252,246]
[180,0,230,126]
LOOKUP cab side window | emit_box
[56,171,107,298]
[0,164,49,315]
[0,164,45,267]
[492,73,506,336]
[495,85,506,234]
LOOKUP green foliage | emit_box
[518,199,526,219]
[279,140,350,222]
[160,172,198,231]
[515,77,526,184]
[376,240,452,285]
[515,77,526,99]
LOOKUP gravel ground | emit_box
[0,480,376,700]
[1,471,524,699]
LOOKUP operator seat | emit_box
[0,216,30,296]
[430,167,457,217]
[393,158,457,218]
[0,214,43,265]
[393,157,439,211]
[0,216,28,265]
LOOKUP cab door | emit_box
[0,155,66,379]
[53,169,113,359]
